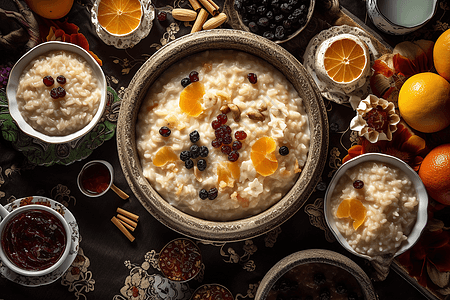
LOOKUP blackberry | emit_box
[190,144,200,159]
[257,17,269,27]
[43,75,54,87]
[180,150,191,161]
[189,71,199,82]
[279,146,289,156]
[189,130,200,143]
[56,86,66,98]
[208,188,218,200]
[313,273,326,285]
[221,145,232,155]
[185,159,194,169]
[232,140,242,150]
[56,75,66,84]
[199,189,209,200]
[197,159,207,171]
[248,21,259,33]
[159,126,171,137]
[199,146,209,157]
[228,150,240,162]
[181,77,191,87]
[353,180,364,189]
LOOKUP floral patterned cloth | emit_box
[0,0,449,299]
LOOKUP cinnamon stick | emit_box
[117,214,138,228]
[118,219,135,232]
[189,0,202,11]
[206,0,219,10]
[198,0,218,16]
[111,216,135,242]
[191,9,208,33]
[117,207,139,222]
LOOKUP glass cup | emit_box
[77,160,129,199]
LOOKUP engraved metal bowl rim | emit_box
[117,28,329,242]
[254,249,378,300]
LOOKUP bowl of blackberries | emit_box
[255,249,378,300]
[227,0,315,43]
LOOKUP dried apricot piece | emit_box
[349,199,367,230]
[217,161,240,187]
[179,81,205,117]
[251,136,278,176]
[336,199,351,218]
[153,146,178,167]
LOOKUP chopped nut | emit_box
[228,103,241,121]
[257,103,268,112]
[294,159,302,173]
[194,167,203,182]
[247,110,265,121]
[220,105,231,114]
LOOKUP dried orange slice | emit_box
[251,136,278,176]
[179,81,205,117]
[336,199,367,230]
[97,0,142,36]
[153,146,178,167]
[217,161,240,187]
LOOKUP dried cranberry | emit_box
[217,113,228,124]
[235,130,247,140]
[211,119,221,130]
[212,139,222,148]
[208,188,218,200]
[159,126,171,137]
[189,71,199,82]
[215,127,225,139]
[222,134,232,145]
[228,150,239,162]
[232,140,242,151]
[56,86,66,98]
[157,11,167,22]
[50,88,58,99]
[56,75,66,84]
[43,76,54,87]
[222,125,231,135]
[247,73,257,84]
[353,180,364,189]
[221,145,232,155]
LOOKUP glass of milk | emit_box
[367,0,438,35]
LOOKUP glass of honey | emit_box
[77,160,128,199]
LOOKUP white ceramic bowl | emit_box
[0,204,72,277]
[255,249,378,300]
[324,153,428,260]
[6,41,107,144]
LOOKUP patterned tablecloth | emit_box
[0,0,449,299]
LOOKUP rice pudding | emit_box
[330,161,419,256]
[16,50,102,136]
[136,50,310,221]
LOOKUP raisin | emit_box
[190,144,200,159]
[221,145,232,155]
[228,150,240,162]
[197,159,207,171]
[247,73,257,84]
[185,159,194,169]
[180,150,191,161]
[212,139,222,148]
[232,140,242,150]
[189,130,200,143]
[43,76,54,87]
[212,119,221,130]
[56,86,66,98]
[353,180,364,189]
[189,71,199,82]
[222,125,232,135]
[199,189,208,200]
[279,146,289,156]
[275,25,285,39]
[56,75,66,84]
[208,188,218,200]
[181,77,191,87]
[215,127,225,139]
[157,11,167,22]
[50,88,58,99]
[159,126,171,137]
[199,146,209,157]
[217,113,228,124]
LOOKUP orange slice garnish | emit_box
[153,146,178,167]
[251,136,278,176]
[179,81,205,117]
[336,198,367,230]
[97,0,142,36]
[217,161,240,187]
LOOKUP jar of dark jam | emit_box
[77,160,113,197]
[1,208,67,272]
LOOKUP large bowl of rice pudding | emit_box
[324,153,428,260]
[7,41,107,144]
[118,29,329,242]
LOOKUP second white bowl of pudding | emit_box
[324,153,428,260]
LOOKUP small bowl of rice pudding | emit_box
[6,41,107,144]
[118,29,329,242]
[324,153,428,260]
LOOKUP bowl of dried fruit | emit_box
[225,0,315,43]
[324,153,428,260]
[117,29,328,242]
[6,41,107,144]
[255,249,378,300]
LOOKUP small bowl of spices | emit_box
[0,204,72,277]
[77,160,129,199]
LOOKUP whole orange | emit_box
[24,0,74,19]
[434,29,450,81]
[398,72,450,133]
[418,143,450,205]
